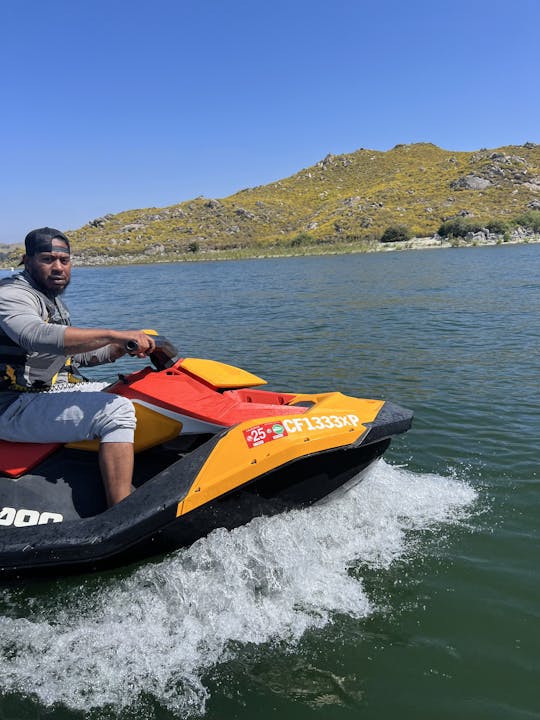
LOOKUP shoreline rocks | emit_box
[61,232,539,266]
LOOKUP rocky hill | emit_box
[4,142,540,265]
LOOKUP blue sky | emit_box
[1,0,539,244]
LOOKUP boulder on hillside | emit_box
[88,214,114,228]
[490,152,527,164]
[317,153,336,169]
[523,177,540,192]
[205,199,222,210]
[342,196,362,207]
[450,175,492,191]
[235,207,255,220]
[144,244,166,256]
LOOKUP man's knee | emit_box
[94,395,136,443]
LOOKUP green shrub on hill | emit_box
[513,210,540,232]
[290,232,313,247]
[380,225,411,243]
[438,218,484,238]
[486,220,510,234]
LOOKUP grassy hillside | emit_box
[4,142,540,265]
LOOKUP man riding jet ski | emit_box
[0,227,156,506]
[0,229,413,579]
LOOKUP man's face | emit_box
[25,241,71,295]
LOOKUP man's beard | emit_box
[48,277,70,296]
[28,270,71,297]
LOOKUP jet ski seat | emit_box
[0,440,61,478]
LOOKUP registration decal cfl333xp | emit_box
[282,414,360,433]
[243,414,361,448]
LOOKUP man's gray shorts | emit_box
[0,389,136,444]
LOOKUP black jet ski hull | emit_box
[0,437,390,580]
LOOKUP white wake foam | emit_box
[0,461,477,716]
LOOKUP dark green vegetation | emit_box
[0,244,18,267]
[380,224,412,243]
[438,210,540,239]
[3,142,540,265]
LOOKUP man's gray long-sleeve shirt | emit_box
[0,271,113,413]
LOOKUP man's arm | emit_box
[73,344,116,367]
[0,287,65,352]
[0,285,155,358]
[63,327,155,357]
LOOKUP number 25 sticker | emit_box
[243,422,288,448]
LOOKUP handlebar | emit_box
[124,335,179,370]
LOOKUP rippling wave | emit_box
[0,461,476,716]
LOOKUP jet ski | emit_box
[0,335,413,579]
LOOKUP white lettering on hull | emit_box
[282,414,360,434]
[0,507,64,527]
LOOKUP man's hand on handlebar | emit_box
[109,330,157,360]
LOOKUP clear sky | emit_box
[1,0,539,244]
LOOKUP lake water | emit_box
[0,244,538,719]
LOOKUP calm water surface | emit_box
[0,244,538,719]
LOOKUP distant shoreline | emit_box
[70,233,540,267]
[2,234,539,270]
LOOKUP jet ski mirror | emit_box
[149,335,179,370]
[125,334,179,370]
